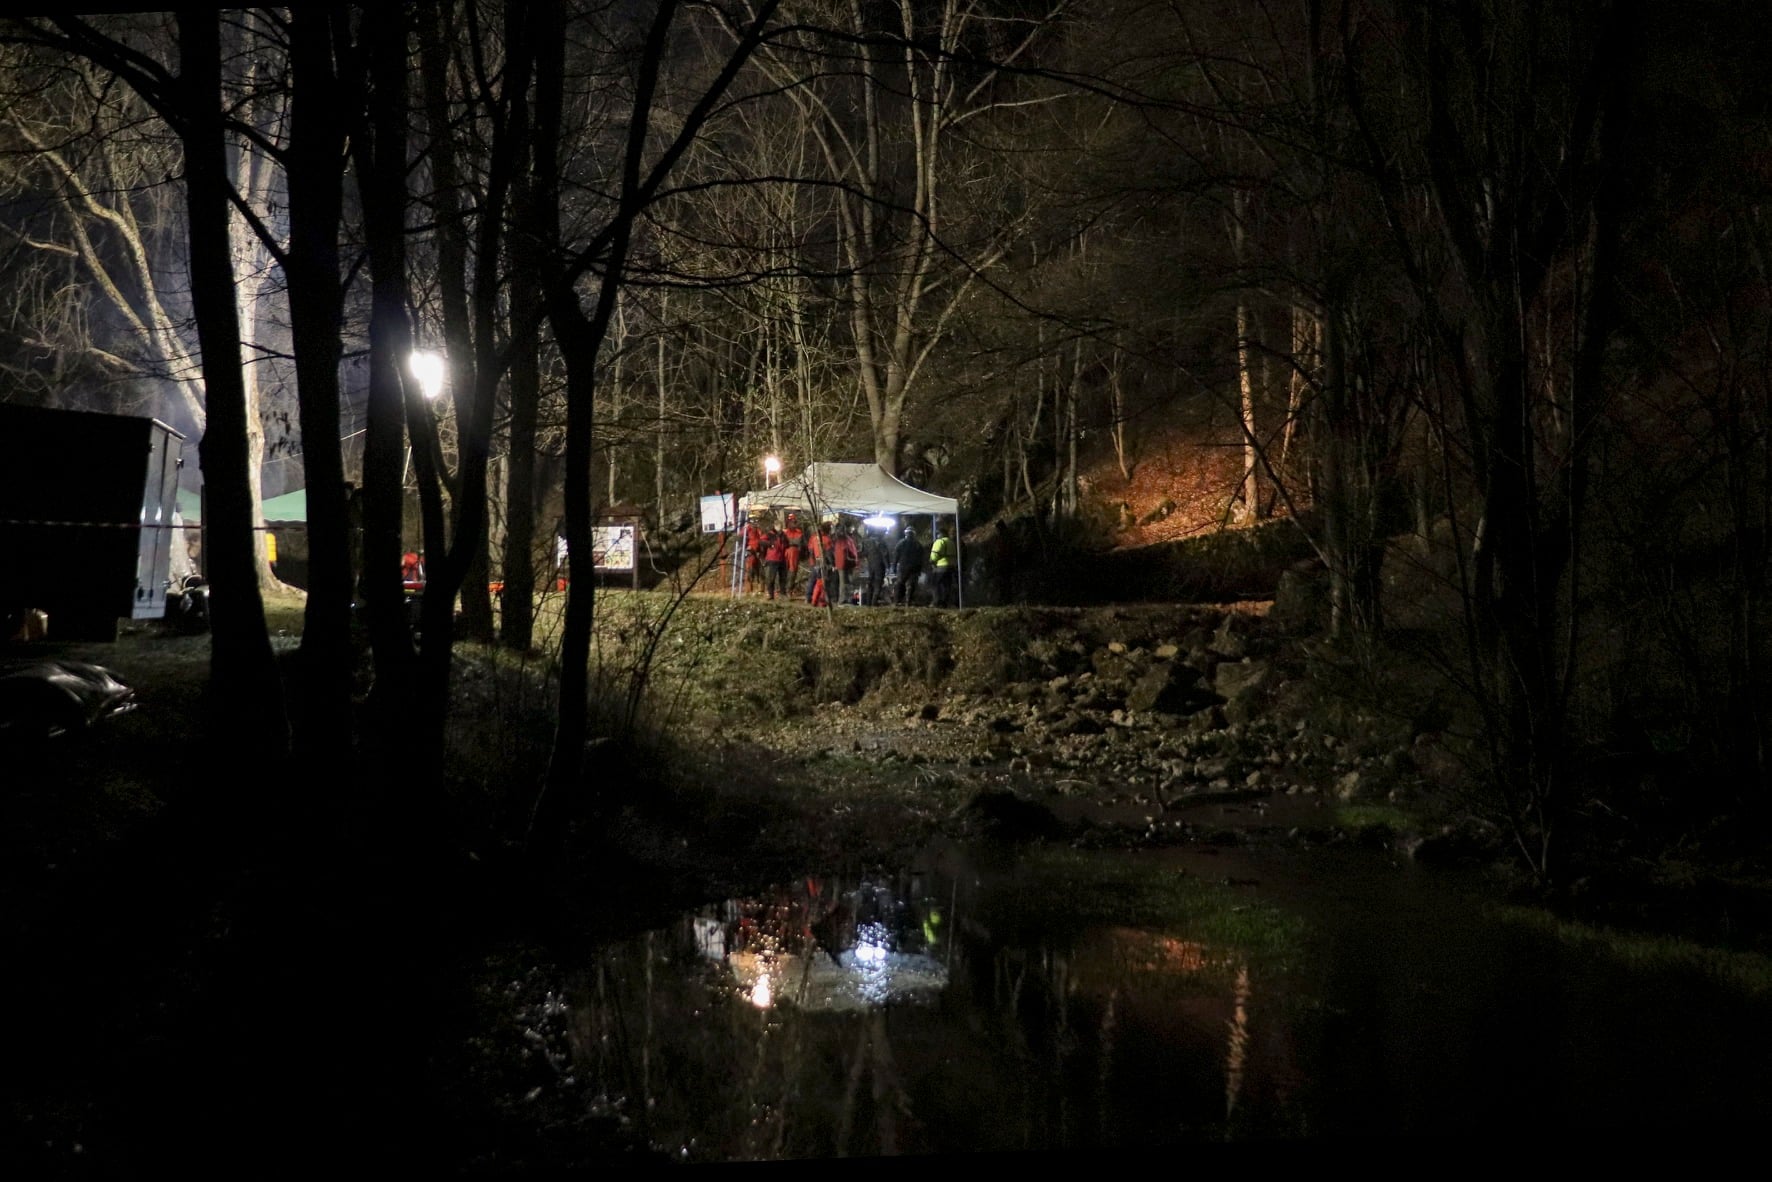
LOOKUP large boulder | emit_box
[1271,560,1329,635]
[957,790,1071,842]
[1125,661,1220,715]
[1213,658,1273,724]
[1208,614,1249,659]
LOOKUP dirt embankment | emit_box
[593,593,1488,864]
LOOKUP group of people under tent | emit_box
[736,510,960,607]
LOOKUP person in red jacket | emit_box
[742,517,766,593]
[783,514,805,588]
[832,525,859,604]
[762,527,788,599]
[805,522,832,602]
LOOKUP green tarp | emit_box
[175,486,307,524]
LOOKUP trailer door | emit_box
[132,425,180,620]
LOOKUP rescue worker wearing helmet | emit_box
[892,525,925,606]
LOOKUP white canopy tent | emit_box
[738,462,964,605]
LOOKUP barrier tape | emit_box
[0,519,284,530]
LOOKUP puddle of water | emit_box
[507,838,1772,1160]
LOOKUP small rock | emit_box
[1154,643,1179,660]
[1108,641,1128,654]
[1194,756,1233,780]
[1186,704,1228,734]
[1335,770,1363,800]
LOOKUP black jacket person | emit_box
[892,527,925,605]
[862,531,888,604]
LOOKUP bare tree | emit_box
[743,0,1058,475]
[530,0,783,846]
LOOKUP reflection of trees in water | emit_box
[836,1008,910,1157]
[1225,962,1250,1126]
[954,927,1282,1147]
[556,857,1304,1159]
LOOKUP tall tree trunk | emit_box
[226,58,285,599]
[178,9,286,753]
[1232,188,1260,525]
[656,293,668,524]
[286,4,352,760]
[1109,339,1130,482]
[531,0,780,846]
[1064,337,1081,518]
[501,166,543,651]
[352,2,417,731]
[416,0,498,645]
[1278,301,1315,475]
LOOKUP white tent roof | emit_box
[745,462,957,517]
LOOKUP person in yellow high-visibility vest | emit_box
[929,524,956,608]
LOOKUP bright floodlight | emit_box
[763,454,782,477]
[863,514,896,530]
[408,350,446,400]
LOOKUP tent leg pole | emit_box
[955,513,964,609]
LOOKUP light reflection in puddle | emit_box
[700,881,951,1013]
[728,947,950,1013]
[537,842,1283,1161]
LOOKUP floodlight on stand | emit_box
[408,350,446,401]
[762,454,782,488]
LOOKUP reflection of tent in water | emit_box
[740,462,964,604]
[691,871,950,1012]
[725,945,948,1013]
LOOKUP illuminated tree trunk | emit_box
[1232,187,1261,525]
[1277,302,1316,477]
[177,8,286,753]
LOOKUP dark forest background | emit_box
[0,0,1767,886]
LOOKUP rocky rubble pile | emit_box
[662,594,1498,864]
[848,608,1495,863]
[909,613,1431,801]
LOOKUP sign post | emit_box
[590,504,644,590]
